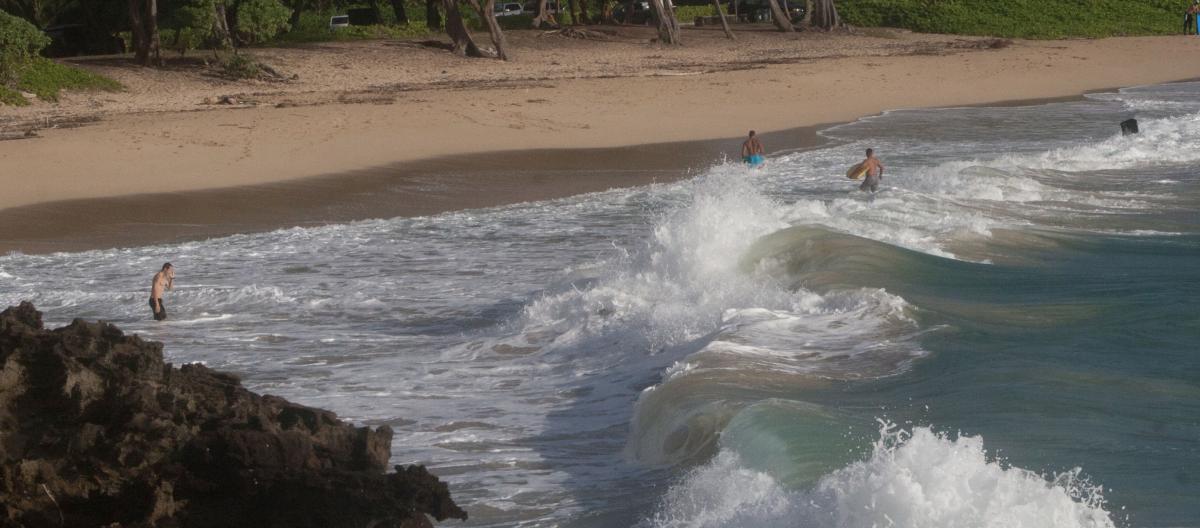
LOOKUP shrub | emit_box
[674,5,714,23]
[838,0,1190,39]
[220,53,263,78]
[0,11,51,83]
[236,0,292,44]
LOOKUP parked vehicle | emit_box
[329,15,350,30]
[494,2,524,16]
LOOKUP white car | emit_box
[329,15,350,30]
[494,2,524,16]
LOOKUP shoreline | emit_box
[0,124,831,254]
[4,32,1200,254]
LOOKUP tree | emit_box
[648,0,678,44]
[128,0,163,66]
[709,0,733,40]
[441,0,481,56]
[765,0,792,32]
[466,0,508,59]
[390,0,408,24]
[426,0,441,29]
[810,0,839,29]
[531,0,557,28]
[234,0,290,44]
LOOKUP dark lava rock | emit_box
[0,302,466,528]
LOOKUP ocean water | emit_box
[2,81,1199,527]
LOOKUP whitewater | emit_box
[2,81,1199,527]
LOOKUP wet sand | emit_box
[0,126,826,254]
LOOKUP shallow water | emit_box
[3,82,1199,527]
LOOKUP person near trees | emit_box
[741,130,765,167]
[149,263,174,321]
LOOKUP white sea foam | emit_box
[649,423,1115,528]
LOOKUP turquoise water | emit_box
[2,82,1198,527]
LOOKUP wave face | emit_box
[3,82,1200,527]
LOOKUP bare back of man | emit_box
[859,149,884,192]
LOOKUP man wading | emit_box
[149,263,174,321]
[742,130,765,167]
[858,148,885,192]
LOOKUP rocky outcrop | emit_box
[0,302,466,528]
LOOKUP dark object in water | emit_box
[1121,118,1139,135]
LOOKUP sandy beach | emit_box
[3,26,1200,252]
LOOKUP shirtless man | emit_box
[741,130,765,167]
[149,263,174,321]
[858,148,884,192]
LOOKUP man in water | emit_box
[742,130,765,167]
[858,148,884,192]
[149,262,174,321]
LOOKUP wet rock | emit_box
[0,302,467,528]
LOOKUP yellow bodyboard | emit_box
[846,162,868,180]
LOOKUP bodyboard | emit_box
[846,162,868,180]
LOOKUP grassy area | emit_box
[272,22,435,44]
[839,0,1193,39]
[675,5,717,23]
[0,57,122,106]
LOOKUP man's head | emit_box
[866,148,874,157]
[162,262,174,277]
[162,262,173,271]
[749,130,756,137]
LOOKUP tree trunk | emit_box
[577,0,590,24]
[566,0,578,24]
[213,2,234,51]
[710,0,734,40]
[467,0,509,59]
[127,0,162,66]
[765,0,792,31]
[599,0,612,23]
[531,0,558,28]
[146,0,161,65]
[289,4,301,31]
[623,0,635,24]
[368,0,384,23]
[128,0,147,64]
[648,0,678,43]
[664,0,680,34]
[801,0,812,25]
[390,0,409,24]
[810,0,838,29]
[442,0,483,57]
[426,0,442,29]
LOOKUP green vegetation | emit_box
[236,0,293,43]
[838,0,1192,39]
[269,9,435,44]
[0,10,50,83]
[0,85,26,106]
[17,57,122,101]
[674,5,718,23]
[0,11,121,106]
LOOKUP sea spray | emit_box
[649,421,1115,528]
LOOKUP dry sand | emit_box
[2,26,1200,252]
